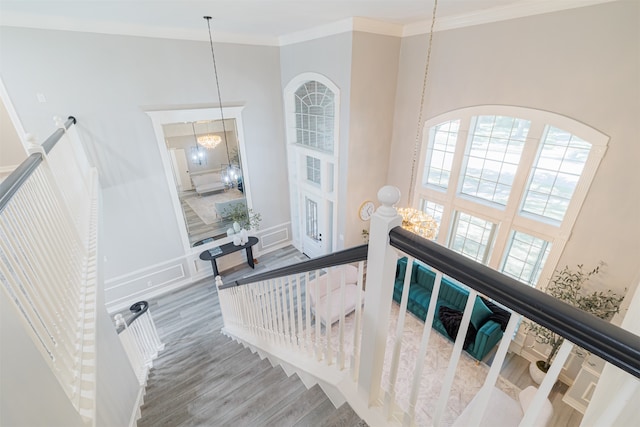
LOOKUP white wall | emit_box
[387,1,640,297]
[0,27,289,296]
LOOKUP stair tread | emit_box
[261,384,332,427]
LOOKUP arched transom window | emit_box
[415,106,608,288]
[294,81,335,153]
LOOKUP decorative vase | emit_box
[226,228,235,237]
[239,229,248,245]
[529,360,547,384]
[233,235,241,246]
[233,222,241,233]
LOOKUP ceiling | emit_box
[0,0,614,45]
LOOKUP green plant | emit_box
[223,205,262,230]
[361,228,370,243]
[524,264,625,372]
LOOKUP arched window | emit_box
[415,106,608,287]
[294,80,335,153]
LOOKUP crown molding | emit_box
[403,0,617,37]
[0,0,617,46]
[0,11,280,46]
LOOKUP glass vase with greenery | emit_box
[525,264,625,373]
[223,205,262,231]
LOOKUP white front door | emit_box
[301,192,327,258]
[295,150,335,258]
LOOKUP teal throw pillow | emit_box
[469,296,493,329]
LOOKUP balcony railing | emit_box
[215,186,640,427]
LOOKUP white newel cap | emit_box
[215,276,223,289]
[53,116,65,129]
[377,185,401,217]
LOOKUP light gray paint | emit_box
[388,1,640,296]
[279,32,353,249]
[0,97,25,167]
[1,294,86,427]
[0,27,288,279]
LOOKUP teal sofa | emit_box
[393,258,505,361]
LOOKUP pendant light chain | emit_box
[204,16,231,162]
[408,0,439,206]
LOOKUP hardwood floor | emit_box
[137,246,582,426]
[137,247,365,427]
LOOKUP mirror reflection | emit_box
[162,118,247,245]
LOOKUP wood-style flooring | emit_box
[137,247,366,427]
[137,246,583,427]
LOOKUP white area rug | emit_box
[308,302,520,426]
[184,190,244,225]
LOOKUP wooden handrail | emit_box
[388,226,640,379]
[219,244,368,290]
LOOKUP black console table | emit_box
[199,236,259,277]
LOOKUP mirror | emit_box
[162,118,247,246]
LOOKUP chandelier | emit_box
[400,0,439,240]
[196,133,222,149]
[397,207,438,240]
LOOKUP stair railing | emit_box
[0,116,100,422]
[215,186,640,427]
[114,301,165,386]
[217,245,368,378]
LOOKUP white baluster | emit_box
[338,266,346,370]
[351,261,365,382]
[314,269,322,361]
[404,269,442,427]
[304,272,312,355]
[385,256,414,419]
[296,274,304,351]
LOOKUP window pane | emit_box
[522,126,591,222]
[306,155,321,185]
[295,81,335,153]
[448,212,496,264]
[460,115,530,205]
[501,231,551,287]
[423,120,460,189]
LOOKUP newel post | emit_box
[358,185,402,404]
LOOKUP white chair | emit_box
[453,385,554,427]
[308,265,362,325]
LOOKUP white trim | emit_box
[0,14,279,46]
[1,1,615,46]
[402,0,617,37]
[283,73,341,256]
[145,106,250,254]
[416,105,609,289]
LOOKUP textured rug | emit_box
[184,190,244,225]
[184,196,219,225]
[308,302,520,426]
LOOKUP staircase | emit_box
[137,278,366,427]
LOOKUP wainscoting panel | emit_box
[104,222,292,313]
[255,222,291,252]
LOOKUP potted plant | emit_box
[524,264,625,383]
[223,204,262,232]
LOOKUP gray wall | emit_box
[0,97,25,168]
[0,27,288,280]
[1,295,86,427]
[388,1,640,298]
